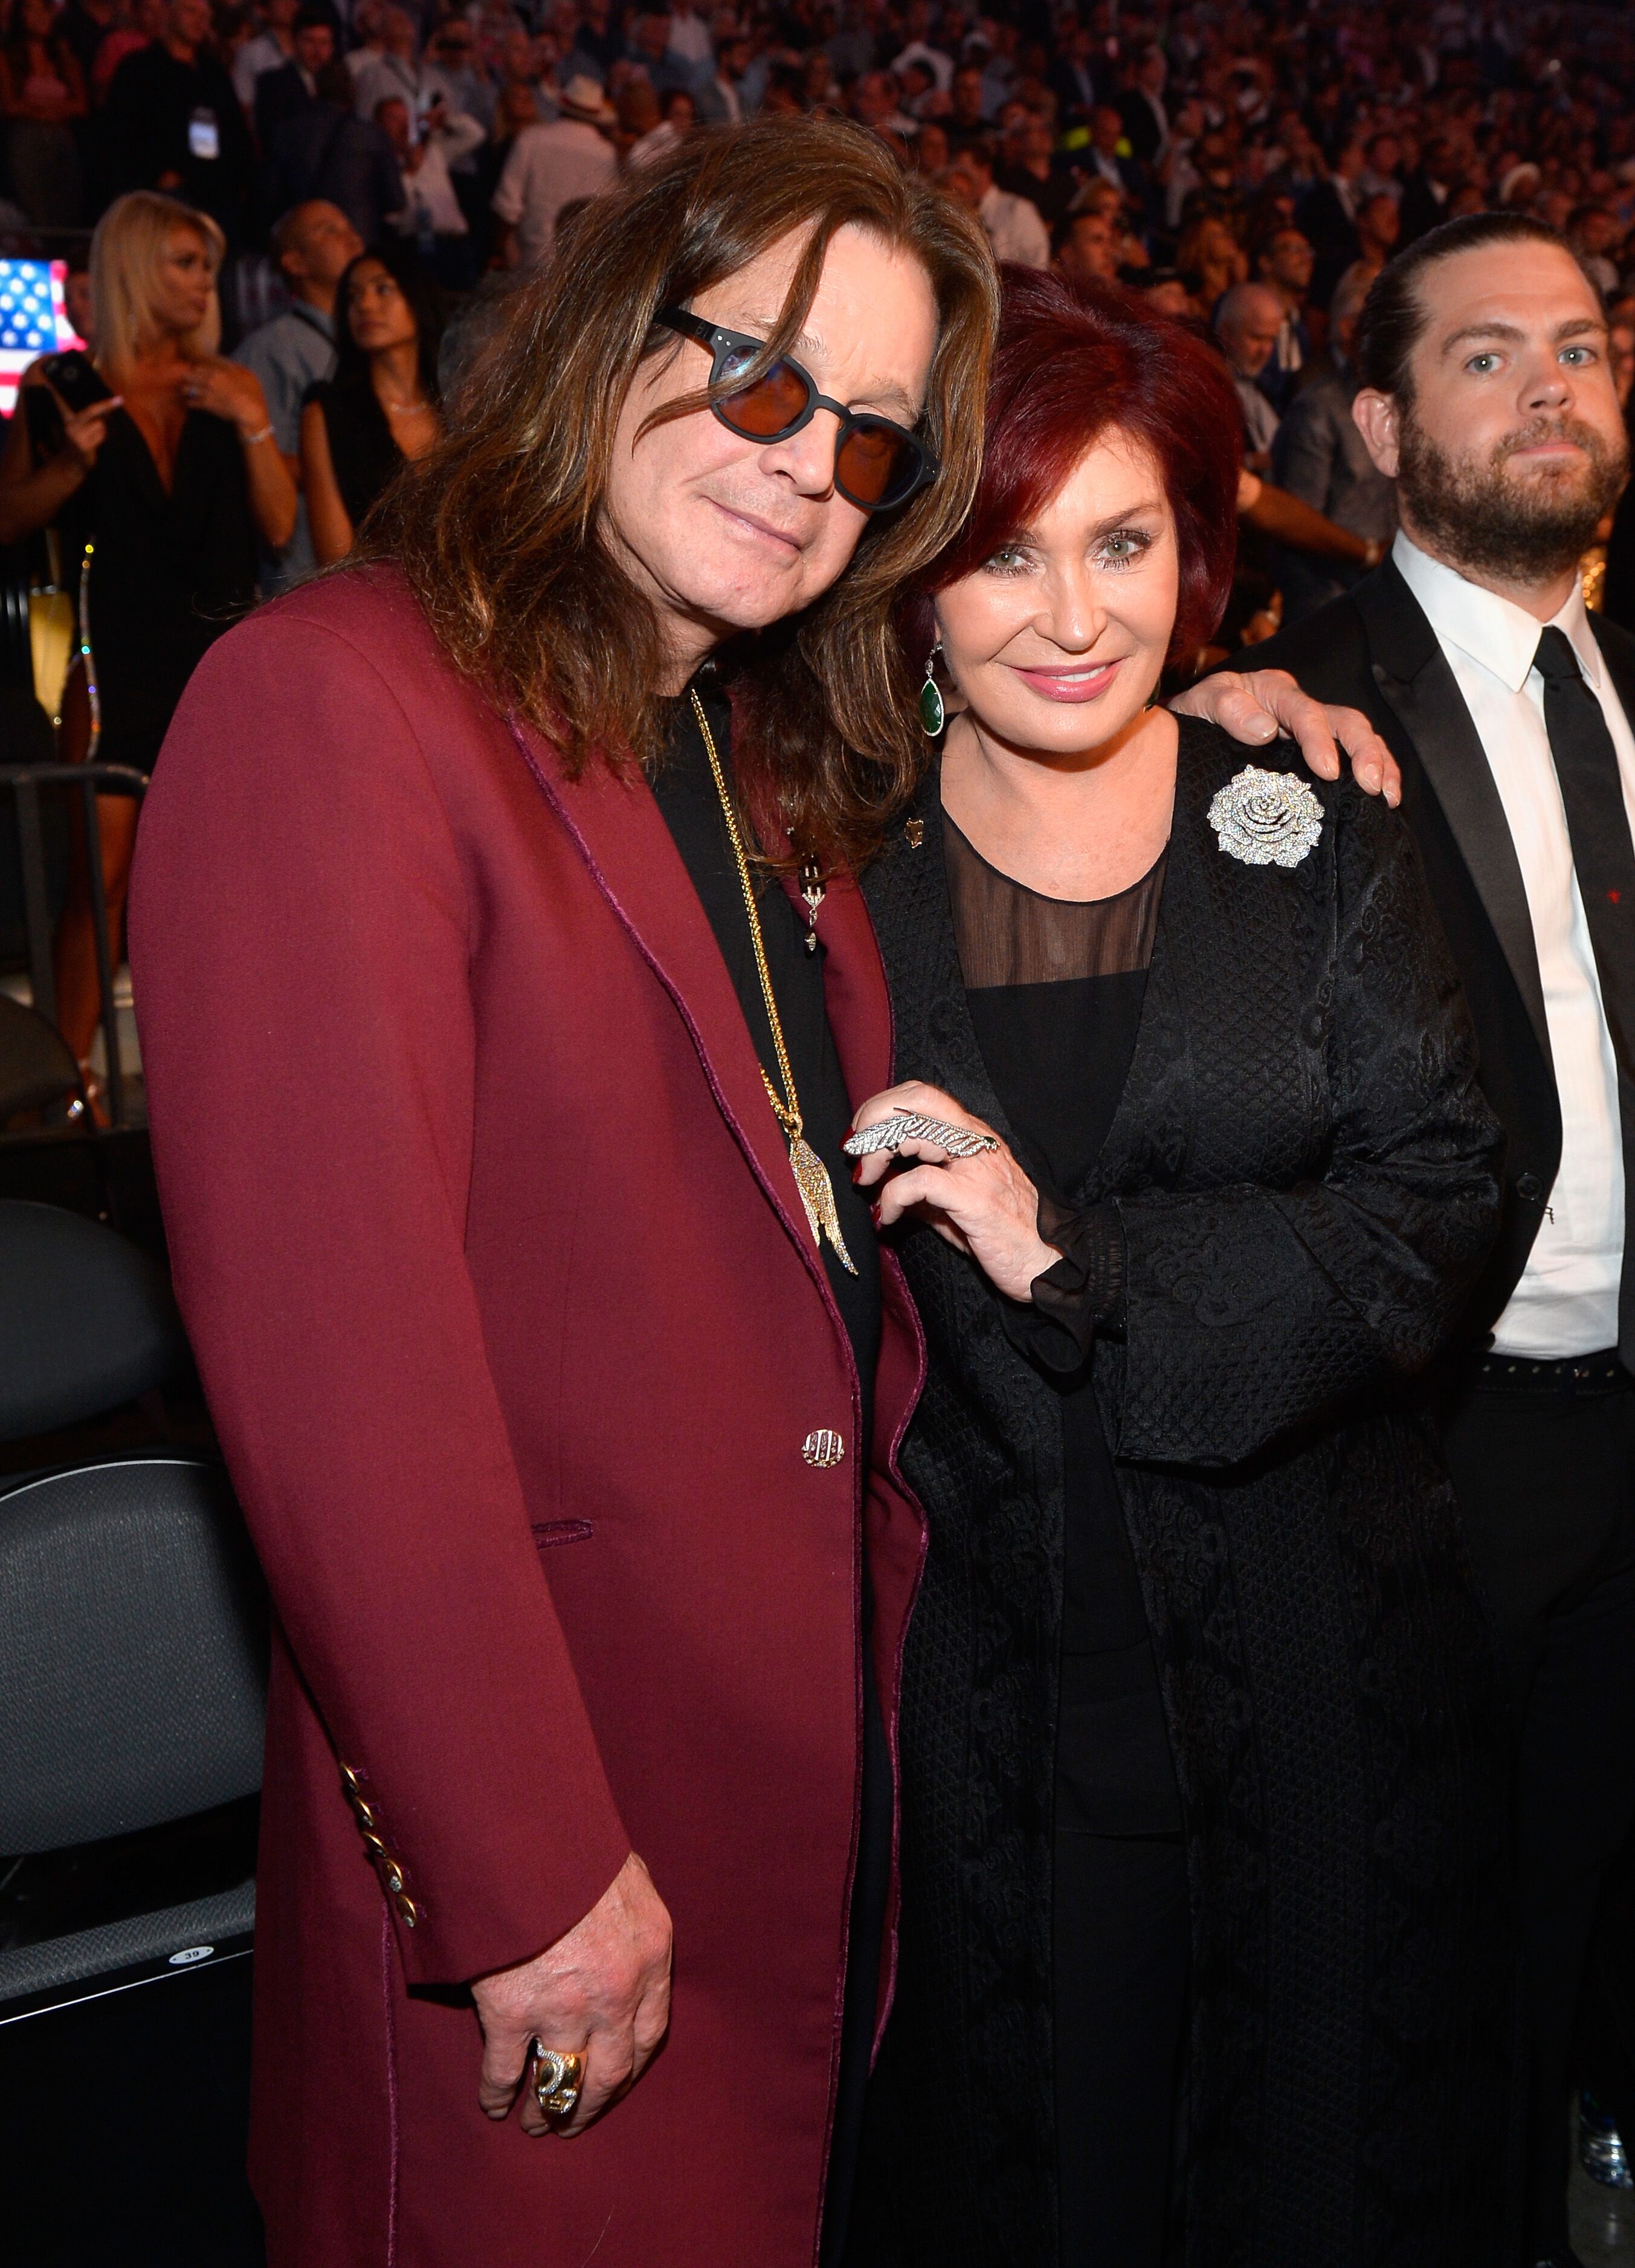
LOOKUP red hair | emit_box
[902,266,1242,667]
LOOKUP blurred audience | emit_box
[489,68,613,265]
[234,196,361,586]
[300,236,441,564]
[0,190,292,1076]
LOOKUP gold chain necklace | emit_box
[689,688,857,1276]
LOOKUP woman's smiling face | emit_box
[933,426,1180,764]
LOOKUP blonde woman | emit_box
[0,189,296,1081]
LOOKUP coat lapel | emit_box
[1353,561,1553,1073]
[508,720,829,1276]
[1591,613,1635,752]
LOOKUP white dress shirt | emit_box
[491,117,618,267]
[1395,531,1635,1357]
[976,183,1049,268]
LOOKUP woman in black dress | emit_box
[302,239,444,565]
[847,272,1514,2264]
[0,188,295,1074]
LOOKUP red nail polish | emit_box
[871,1202,882,1226]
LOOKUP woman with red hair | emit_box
[845,273,1515,2264]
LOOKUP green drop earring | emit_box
[919,641,946,738]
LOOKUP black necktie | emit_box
[1533,624,1635,1360]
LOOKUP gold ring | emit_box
[530,2043,584,2120]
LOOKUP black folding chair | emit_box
[0,760,148,1131]
[0,1457,268,2263]
[0,1198,182,1445]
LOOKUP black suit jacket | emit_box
[1250,558,1635,1345]
[254,59,314,150]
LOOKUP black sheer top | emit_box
[945,807,1181,1838]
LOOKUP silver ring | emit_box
[843,1112,999,1160]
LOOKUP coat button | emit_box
[802,1429,845,1468]
[340,1763,364,1796]
[1517,1171,1543,1201]
[395,1893,419,1928]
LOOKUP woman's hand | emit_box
[1169,667,1402,807]
[851,1080,1059,1302]
[181,356,273,440]
[40,381,121,471]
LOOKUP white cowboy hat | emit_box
[558,73,618,125]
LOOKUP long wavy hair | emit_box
[91,191,224,377]
[366,115,998,868]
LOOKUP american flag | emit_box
[0,260,83,417]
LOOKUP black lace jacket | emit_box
[853,720,1516,2267]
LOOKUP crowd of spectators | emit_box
[2,0,1635,653]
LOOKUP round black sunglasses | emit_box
[656,306,938,514]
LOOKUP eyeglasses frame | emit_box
[655,305,939,513]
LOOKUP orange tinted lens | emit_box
[837,419,915,506]
[717,357,811,438]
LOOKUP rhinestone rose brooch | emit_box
[1208,766,1324,868]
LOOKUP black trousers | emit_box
[1440,1353,1635,2261]
[1054,1829,1190,2268]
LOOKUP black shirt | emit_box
[649,682,880,1421]
[650,684,887,2262]
[307,378,406,540]
[946,809,1181,1837]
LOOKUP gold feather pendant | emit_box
[788,1134,858,1275]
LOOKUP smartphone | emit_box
[37,349,106,414]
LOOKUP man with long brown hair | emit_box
[129,118,1393,2267]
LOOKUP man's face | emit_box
[295,22,334,73]
[1262,229,1312,295]
[1057,212,1117,282]
[1359,193,1399,253]
[1368,135,1400,177]
[1219,288,1282,378]
[634,11,669,59]
[377,96,410,155]
[853,72,893,126]
[1355,241,1631,586]
[169,0,209,46]
[952,67,984,123]
[602,224,940,658]
[287,201,363,287]
[1091,105,1120,157]
[945,153,989,211]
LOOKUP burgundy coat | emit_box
[128,567,927,2267]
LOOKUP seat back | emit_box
[0,993,83,1124]
[0,1200,183,1442]
[0,1458,267,1854]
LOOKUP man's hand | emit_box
[471,1851,672,2139]
[1169,668,1402,807]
